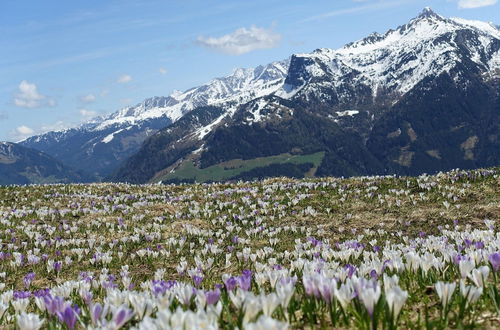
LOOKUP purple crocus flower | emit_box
[13,291,31,299]
[113,307,133,329]
[44,295,66,315]
[53,261,62,272]
[193,275,203,288]
[58,305,79,330]
[205,288,221,305]
[224,277,238,291]
[23,272,35,288]
[34,289,50,297]
[453,254,464,265]
[489,252,500,272]
[91,303,103,325]
[345,264,357,278]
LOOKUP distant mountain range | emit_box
[0,142,87,185]
[13,8,500,184]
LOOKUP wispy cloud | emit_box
[13,81,56,109]
[458,0,498,8]
[117,74,132,84]
[159,67,168,75]
[79,109,97,119]
[197,26,281,55]
[11,120,75,141]
[11,125,35,140]
[80,94,96,103]
[302,0,412,23]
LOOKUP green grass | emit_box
[157,151,325,183]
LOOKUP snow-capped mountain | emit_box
[21,8,500,183]
[278,8,499,102]
[111,8,500,183]
[21,60,289,178]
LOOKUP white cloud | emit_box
[197,26,281,55]
[79,109,97,118]
[10,120,74,141]
[13,80,55,108]
[16,125,34,135]
[117,74,132,83]
[80,94,96,103]
[458,0,497,8]
[159,67,168,75]
[12,125,35,140]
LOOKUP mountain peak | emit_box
[418,7,441,19]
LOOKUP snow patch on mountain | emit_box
[278,9,500,98]
[336,110,359,117]
[451,18,500,39]
[102,129,125,144]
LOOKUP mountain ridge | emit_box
[0,142,87,185]
[18,8,500,184]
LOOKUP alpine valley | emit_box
[17,8,500,184]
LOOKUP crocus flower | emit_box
[359,284,381,317]
[460,281,483,307]
[224,277,238,291]
[385,286,408,319]
[435,281,456,309]
[469,266,490,288]
[205,288,221,305]
[58,305,79,330]
[17,312,44,330]
[113,306,134,329]
[489,252,500,272]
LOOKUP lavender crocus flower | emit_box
[193,275,204,288]
[489,252,500,272]
[224,277,237,291]
[58,305,79,330]
[205,288,221,305]
[23,272,35,288]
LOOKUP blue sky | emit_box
[1,0,499,141]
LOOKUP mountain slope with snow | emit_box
[21,60,289,178]
[20,8,500,183]
[111,8,500,183]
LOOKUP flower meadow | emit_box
[0,168,499,329]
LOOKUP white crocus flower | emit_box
[469,266,490,288]
[385,286,408,319]
[383,274,400,294]
[458,259,475,279]
[12,298,30,314]
[261,293,280,317]
[334,282,354,310]
[359,284,381,316]
[459,280,483,307]
[16,312,44,330]
[243,295,261,324]
[435,281,456,309]
[276,281,295,309]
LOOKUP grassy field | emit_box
[157,151,325,183]
[0,167,498,329]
